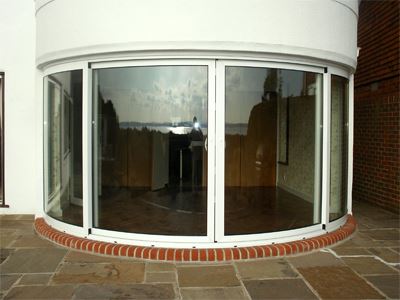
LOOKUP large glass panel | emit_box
[225,67,322,235]
[330,75,349,221]
[45,70,83,226]
[93,66,208,235]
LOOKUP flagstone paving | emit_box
[1,201,399,299]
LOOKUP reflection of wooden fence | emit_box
[101,129,209,188]
[101,129,278,189]
[101,129,152,188]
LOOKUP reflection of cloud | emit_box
[100,68,207,124]
[226,68,241,90]
[153,82,161,92]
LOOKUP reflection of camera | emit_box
[262,91,278,102]
[189,140,204,151]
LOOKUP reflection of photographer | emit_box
[246,76,278,187]
[189,116,203,186]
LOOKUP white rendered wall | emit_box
[0,0,358,215]
[0,0,38,214]
[35,0,358,70]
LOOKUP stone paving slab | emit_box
[331,247,371,256]
[51,262,145,284]
[0,215,34,221]
[63,250,123,263]
[361,219,400,229]
[0,274,21,291]
[362,229,400,241]
[391,247,400,253]
[297,266,385,299]
[235,259,297,279]
[243,278,317,299]
[0,235,18,248]
[11,235,56,248]
[364,274,400,299]
[0,248,67,274]
[367,247,400,263]
[0,228,35,239]
[342,257,398,275]
[180,287,248,300]
[4,285,75,299]
[335,231,399,248]
[0,220,35,231]
[18,274,52,285]
[146,262,176,272]
[146,271,177,283]
[288,251,344,267]
[73,284,176,299]
[0,248,14,264]
[177,265,240,287]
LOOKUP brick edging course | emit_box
[34,215,356,261]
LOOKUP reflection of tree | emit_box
[99,90,119,159]
[263,69,278,96]
[99,90,154,189]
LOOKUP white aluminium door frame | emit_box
[43,61,88,238]
[88,59,217,245]
[214,59,326,244]
[41,57,353,248]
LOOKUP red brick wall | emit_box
[353,0,400,213]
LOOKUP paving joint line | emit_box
[232,261,253,300]
[285,257,323,300]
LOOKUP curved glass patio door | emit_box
[92,60,216,241]
[215,60,324,241]
[90,59,324,243]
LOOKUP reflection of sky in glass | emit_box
[225,67,305,124]
[97,66,208,125]
[97,65,309,129]
[281,70,304,98]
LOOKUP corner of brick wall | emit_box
[353,0,400,213]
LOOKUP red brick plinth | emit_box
[34,215,356,261]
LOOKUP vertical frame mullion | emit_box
[0,73,6,207]
[82,65,92,232]
[214,60,225,241]
[347,74,354,215]
[313,74,323,223]
[321,72,331,228]
[207,60,216,242]
[92,69,99,228]
[43,78,49,215]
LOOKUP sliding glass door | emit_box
[88,59,332,243]
[216,61,324,240]
[42,59,351,246]
[92,61,215,239]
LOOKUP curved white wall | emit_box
[36,0,358,70]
